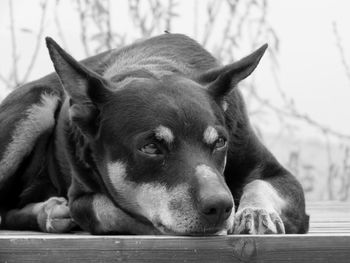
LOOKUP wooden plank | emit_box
[0,201,349,262]
[307,201,350,234]
[0,234,350,262]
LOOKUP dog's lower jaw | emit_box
[156,225,231,236]
[153,217,234,236]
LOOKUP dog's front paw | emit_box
[37,197,76,233]
[233,207,285,234]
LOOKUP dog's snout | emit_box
[195,164,233,225]
[199,192,233,224]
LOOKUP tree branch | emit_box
[333,21,350,85]
[9,0,19,86]
[21,0,48,85]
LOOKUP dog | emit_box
[0,33,309,235]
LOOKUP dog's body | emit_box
[0,34,309,235]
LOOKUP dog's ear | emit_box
[46,37,112,136]
[198,44,268,100]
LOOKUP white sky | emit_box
[0,0,349,137]
[267,0,350,135]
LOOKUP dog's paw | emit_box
[233,207,285,234]
[37,197,76,233]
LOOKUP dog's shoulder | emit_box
[152,33,220,71]
[0,76,63,188]
[103,34,220,78]
[142,33,218,68]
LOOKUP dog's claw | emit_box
[37,197,76,233]
[233,207,285,234]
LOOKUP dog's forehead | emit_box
[101,76,222,137]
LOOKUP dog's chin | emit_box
[155,223,229,236]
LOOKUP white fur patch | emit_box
[225,206,235,233]
[0,93,60,182]
[154,125,174,144]
[135,184,189,227]
[92,194,130,233]
[92,194,159,234]
[203,126,218,145]
[195,164,217,179]
[107,161,190,232]
[93,194,119,226]
[237,179,286,214]
[107,161,234,234]
[107,161,128,190]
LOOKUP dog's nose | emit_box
[195,164,234,225]
[199,192,233,225]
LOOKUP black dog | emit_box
[0,34,309,235]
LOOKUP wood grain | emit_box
[0,201,349,263]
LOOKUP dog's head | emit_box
[46,36,267,235]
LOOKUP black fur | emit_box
[0,34,309,234]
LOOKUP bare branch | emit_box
[106,0,112,50]
[129,0,153,37]
[128,0,178,39]
[250,87,350,140]
[215,0,238,60]
[193,0,198,38]
[202,0,223,46]
[333,21,350,85]
[0,73,11,88]
[77,0,91,56]
[9,0,19,86]
[21,0,48,85]
[165,0,178,31]
[54,1,69,50]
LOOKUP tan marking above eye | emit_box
[203,126,219,145]
[154,125,174,144]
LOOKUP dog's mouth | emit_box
[155,223,228,236]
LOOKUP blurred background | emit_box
[0,0,349,201]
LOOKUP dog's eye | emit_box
[140,143,162,155]
[214,137,227,150]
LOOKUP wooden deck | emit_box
[0,202,349,262]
